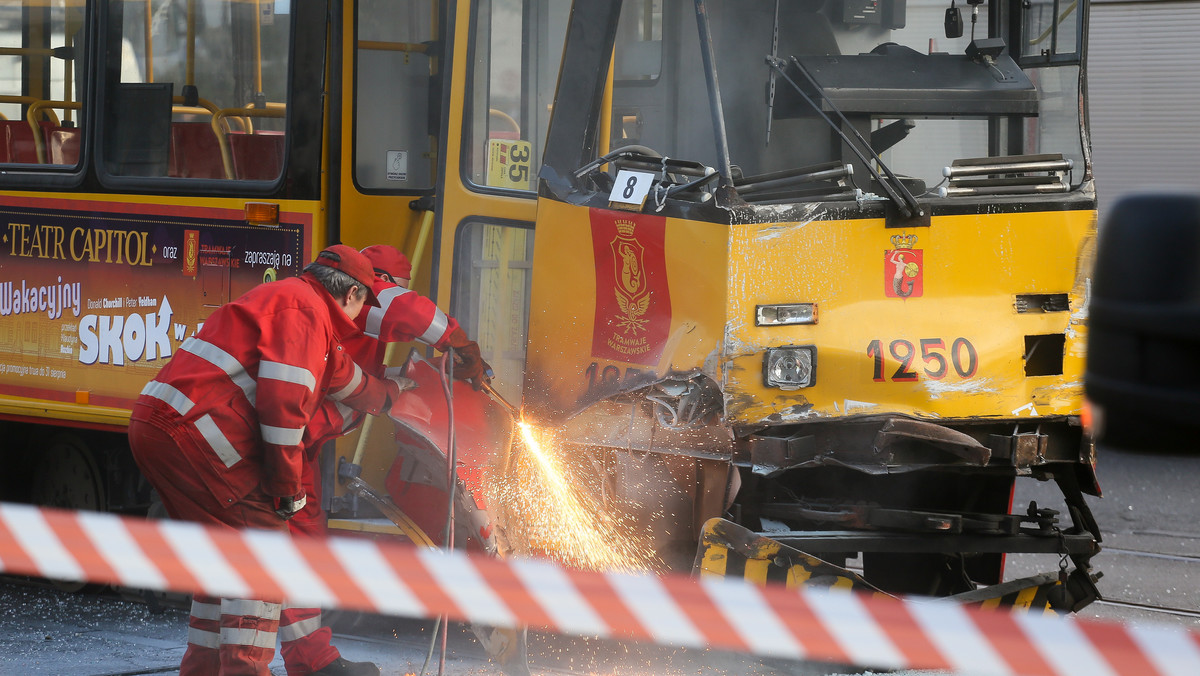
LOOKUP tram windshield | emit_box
[609,0,1085,202]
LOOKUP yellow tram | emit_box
[0,0,1100,608]
[514,0,1101,604]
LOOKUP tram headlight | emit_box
[763,346,816,390]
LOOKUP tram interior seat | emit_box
[48,126,80,165]
[228,130,284,180]
[169,121,224,179]
[0,120,78,164]
[1,120,37,163]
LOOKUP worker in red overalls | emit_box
[358,243,488,386]
[277,244,489,676]
[128,245,409,676]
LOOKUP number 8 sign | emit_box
[608,169,656,207]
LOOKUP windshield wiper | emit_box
[766,55,924,220]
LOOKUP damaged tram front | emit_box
[516,0,1100,607]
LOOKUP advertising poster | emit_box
[0,197,309,413]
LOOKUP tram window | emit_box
[882,118,989,189]
[0,0,86,166]
[103,0,292,180]
[1021,0,1080,61]
[614,0,661,81]
[1023,64,1084,183]
[354,0,435,191]
[450,220,534,404]
[465,0,568,192]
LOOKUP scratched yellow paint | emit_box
[1012,585,1039,609]
[524,198,1095,427]
[832,577,857,591]
[786,564,813,589]
[724,209,1095,424]
[699,546,729,578]
[743,558,773,585]
[523,199,728,421]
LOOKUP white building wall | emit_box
[1088,0,1200,211]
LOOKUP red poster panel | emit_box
[589,209,672,366]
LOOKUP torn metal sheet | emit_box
[873,417,991,466]
[742,415,997,476]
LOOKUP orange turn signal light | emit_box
[1080,397,1103,441]
[244,202,280,226]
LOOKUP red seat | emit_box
[228,130,284,180]
[2,120,39,163]
[169,121,225,179]
[47,127,81,165]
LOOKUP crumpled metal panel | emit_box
[561,397,734,461]
[743,416,992,476]
[873,417,991,465]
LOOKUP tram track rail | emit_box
[1089,545,1200,622]
[1103,545,1200,564]
[1093,598,1200,622]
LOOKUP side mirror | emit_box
[1085,193,1200,449]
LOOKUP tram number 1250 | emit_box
[867,337,978,382]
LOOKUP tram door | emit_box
[328,0,567,494]
[336,0,567,404]
[433,1,567,407]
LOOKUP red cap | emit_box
[314,244,379,306]
[361,245,413,281]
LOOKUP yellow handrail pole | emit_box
[408,205,436,283]
[253,0,263,93]
[28,101,78,164]
[171,95,223,117]
[0,47,55,57]
[62,36,72,122]
[356,40,429,54]
[213,109,237,179]
[349,207,436,468]
[211,106,285,179]
[145,0,154,83]
[186,0,196,89]
[600,50,615,156]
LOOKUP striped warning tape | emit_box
[1,501,1197,676]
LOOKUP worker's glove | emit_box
[389,375,419,395]
[383,375,418,408]
[446,327,492,390]
[274,492,306,521]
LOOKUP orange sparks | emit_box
[487,421,663,573]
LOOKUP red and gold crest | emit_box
[182,229,200,277]
[590,210,671,365]
[884,233,922,298]
[611,219,650,334]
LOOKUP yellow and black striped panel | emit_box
[695,518,1065,614]
[969,581,1059,615]
[694,518,880,594]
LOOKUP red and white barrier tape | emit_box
[1,501,1197,676]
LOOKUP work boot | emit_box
[311,657,381,676]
